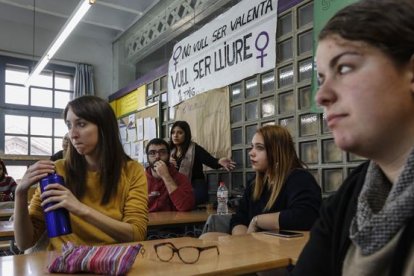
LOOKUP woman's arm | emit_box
[277,170,322,230]
[42,162,148,242]
[235,211,280,234]
[14,188,34,250]
[196,144,236,170]
[230,182,253,234]
[195,144,221,169]
[198,146,236,170]
[45,191,137,241]
[14,160,55,250]
[247,212,280,233]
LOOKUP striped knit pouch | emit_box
[48,242,143,275]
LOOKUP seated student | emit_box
[293,1,414,275]
[201,125,321,238]
[0,159,17,202]
[231,125,321,234]
[14,96,148,252]
[146,138,195,212]
[50,133,70,161]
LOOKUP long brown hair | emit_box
[252,125,305,210]
[64,96,131,205]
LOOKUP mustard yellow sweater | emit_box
[29,159,148,251]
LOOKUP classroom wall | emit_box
[114,0,366,199]
[0,17,112,99]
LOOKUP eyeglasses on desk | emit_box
[154,241,219,264]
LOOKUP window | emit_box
[1,55,75,159]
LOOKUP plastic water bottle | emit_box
[40,173,72,238]
[217,182,229,215]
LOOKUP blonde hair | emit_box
[252,125,305,210]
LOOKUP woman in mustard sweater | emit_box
[14,96,148,251]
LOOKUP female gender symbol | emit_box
[255,31,269,68]
[172,46,182,71]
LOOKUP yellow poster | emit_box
[109,100,117,114]
[116,84,146,117]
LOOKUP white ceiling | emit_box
[0,0,160,42]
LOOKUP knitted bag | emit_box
[48,242,142,275]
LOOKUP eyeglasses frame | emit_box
[153,242,220,264]
[147,148,169,157]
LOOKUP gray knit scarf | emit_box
[171,142,195,181]
[349,147,414,255]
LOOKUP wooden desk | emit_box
[148,210,211,227]
[0,208,13,221]
[0,232,309,275]
[0,221,13,241]
[0,211,211,241]
[0,209,209,226]
[0,221,16,255]
[251,231,309,265]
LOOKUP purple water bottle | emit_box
[40,173,72,238]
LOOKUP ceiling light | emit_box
[25,0,95,87]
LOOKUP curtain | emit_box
[74,63,95,97]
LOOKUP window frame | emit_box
[0,55,75,172]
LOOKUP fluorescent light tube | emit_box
[25,0,94,87]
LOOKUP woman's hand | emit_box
[17,160,55,194]
[218,158,236,171]
[40,183,87,217]
[247,216,259,234]
[231,224,248,235]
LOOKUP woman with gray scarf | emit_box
[169,121,236,205]
[293,0,414,275]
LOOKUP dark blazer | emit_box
[230,169,322,231]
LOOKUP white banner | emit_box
[168,0,278,107]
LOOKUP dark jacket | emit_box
[230,169,322,231]
[292,162,414,276]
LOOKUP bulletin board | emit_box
[118,102,160,166]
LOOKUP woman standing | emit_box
[230,125,321,235]
[14,96,148,251]
[293,0,414,275]
[169,121,235,205]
